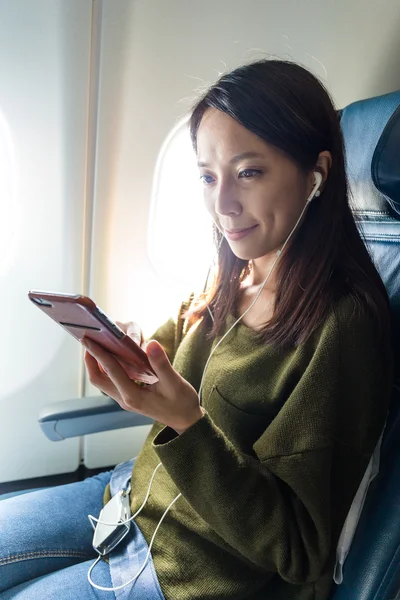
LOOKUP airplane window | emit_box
[148,119,214,294]
[0,108,18,276]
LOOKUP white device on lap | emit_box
[92,488,131,556]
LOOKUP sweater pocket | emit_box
[205,385,273,454]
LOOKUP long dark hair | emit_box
[188,59,390,347]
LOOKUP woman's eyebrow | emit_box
[198,151,266,168]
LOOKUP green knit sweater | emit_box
[103,294,392,600]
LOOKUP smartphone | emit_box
[28,290,158,385]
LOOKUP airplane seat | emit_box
[1,89,400,600]
[331,89,400,599]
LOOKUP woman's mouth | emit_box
[223,225,258,241]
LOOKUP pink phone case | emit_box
[28,290,158,385]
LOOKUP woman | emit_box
[0,59,393,600]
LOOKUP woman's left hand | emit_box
[81,338,205,434]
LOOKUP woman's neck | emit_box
[246,251,280,290]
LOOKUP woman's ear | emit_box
[314,151,332,188]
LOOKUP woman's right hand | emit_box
[115,320,145,348]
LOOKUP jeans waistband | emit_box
[109,458,135,497]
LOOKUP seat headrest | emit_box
[340,90,400,218]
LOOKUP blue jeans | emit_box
[0,461,165,599]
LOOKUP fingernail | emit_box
[147,343,161,357]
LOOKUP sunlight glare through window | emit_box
[149,119,214,292]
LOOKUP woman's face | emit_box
[196,108,312,261]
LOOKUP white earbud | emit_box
[310,171,323,201]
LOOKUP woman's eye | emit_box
[238,169,262,179]
[199,174,215,185]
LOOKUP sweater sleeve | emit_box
[152,304,392,584]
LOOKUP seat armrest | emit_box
[38,396,153,441]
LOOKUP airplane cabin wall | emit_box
[0,0,93,484]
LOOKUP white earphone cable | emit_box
[88,491,182,592]
[87,461,163,530]
[88,175,321,592]
[199,180,319,398]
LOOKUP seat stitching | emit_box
[0,549,90,565]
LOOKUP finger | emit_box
[83,350,120,398]
[82,340,128,385]
[126,322,142,346]
[82,339,146,411]
[83,348,132,410]
[146,340,177,386]
[83,346,111,379]
[115,321,142,346]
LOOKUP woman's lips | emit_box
[223,225,258,241]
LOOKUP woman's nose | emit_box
[214,181,242,217]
